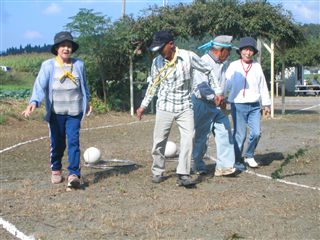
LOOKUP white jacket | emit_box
[225,59,271,106]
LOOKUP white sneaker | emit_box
[215,167,240,177]
[245,157,258,168]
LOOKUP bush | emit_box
[90,96,108,114]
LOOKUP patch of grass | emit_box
[226,233,245,240]
[0,99,45,125]
[0,114,7,124]
[0,70,35,90]
[271,148,307,179]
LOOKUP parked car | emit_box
[0,66,12,72]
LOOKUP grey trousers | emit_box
[151,108,194,176]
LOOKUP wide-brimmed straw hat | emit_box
[50,31,79,55]
[236,37,258,55]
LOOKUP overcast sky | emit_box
[1,0,319,52]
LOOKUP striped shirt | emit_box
[141,48,220,113]
[52,61,82,116]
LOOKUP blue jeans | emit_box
[231,102,261,162]
[192,95,235,171]
[49,112,83,177]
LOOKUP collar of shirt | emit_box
[159,50,184,66]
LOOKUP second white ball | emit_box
[165,141,177,158]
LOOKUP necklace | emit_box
[240,59,252,97]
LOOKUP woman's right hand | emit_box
[21,104,36,117]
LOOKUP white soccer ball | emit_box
[165,141,177,158]
[83,147,101,164]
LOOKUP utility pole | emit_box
[122,0,126,18]
[163,0,168,7]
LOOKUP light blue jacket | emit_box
[29,57,90,122]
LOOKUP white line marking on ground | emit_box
[0,217,35,240]
[0,120,154,153]
[81,119,154,131]
[291,104,320,114]
[245,170,320,191]
[208,157,320,191]
[0,136,48,154]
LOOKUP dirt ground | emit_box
[0,96,319,240]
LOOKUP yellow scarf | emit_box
[55,57,77,85]
[147,47,179,96]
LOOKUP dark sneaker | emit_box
[234,162,247,171]
[67,174,81,189]
[196,170,207,176]
[152,175,166,184]
[176,175,197,187]
[51,170,63,184]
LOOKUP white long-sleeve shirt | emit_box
[225,59,271,106]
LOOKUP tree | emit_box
[65,8,112,104]
[64,1,308,111]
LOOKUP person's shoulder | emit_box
[178,49,199,60]
[72,58,85,67]
[252,60,261,66]
[39,58,55,70]
[181,48,197,56]
[72,57,84,63]
[252,60,263,69]
[229,59,240,66]
[153,55,163,64]
[201,53,210,60]
[42,58,55,65]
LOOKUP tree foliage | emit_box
[63,1,313,111]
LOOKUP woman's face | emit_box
[240,47,255,63]
[56,41,73,62]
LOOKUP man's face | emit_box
[219,48,231,62]
[158,41,175,60]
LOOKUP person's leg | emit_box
[231,103,249,163]
[213,110,235,169]
[151,110,174,176]
[65,113,82,178]
[245,103,261,159]
[49,113,66,172]
[192,96,213,172]
[175,108,194,175]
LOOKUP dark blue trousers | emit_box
[49,112,82,177]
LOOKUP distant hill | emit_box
[1,44,51,56]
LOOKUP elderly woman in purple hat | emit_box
[22,31,92,189]
[225,37,271,169]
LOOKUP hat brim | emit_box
[149,42,166,52]
[50,41,79,55]
[237,46,258,55]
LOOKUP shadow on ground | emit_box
[255,152,285,166]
